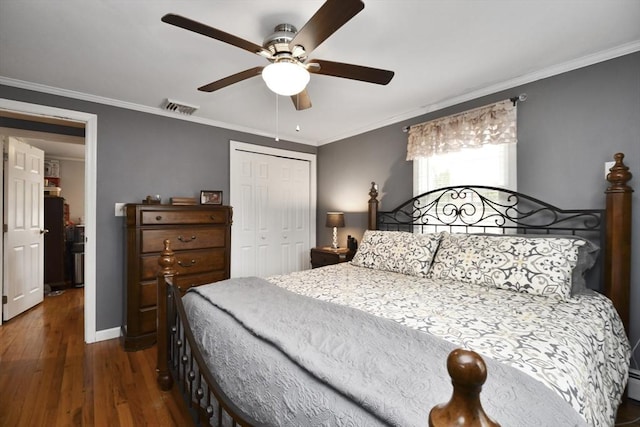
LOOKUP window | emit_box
[408,99,518,195]
[413,142,517,196]
[407,100,518,233]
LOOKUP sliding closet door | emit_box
[230,142,314,278]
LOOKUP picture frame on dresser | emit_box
[200,190,223,205]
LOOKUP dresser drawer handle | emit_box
[177,235,197,243]
[210,215,218,221]
[155,215,162,221]
[177,259,197,268]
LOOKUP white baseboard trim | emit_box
[94,326,121,342]
[629,369,640,401]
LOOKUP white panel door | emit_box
[231,145,312,278]
[271,155,310,275]
[3,136,45,320]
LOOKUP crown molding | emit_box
[0,76,317,146]
[316,40,640,145]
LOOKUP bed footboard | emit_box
[156,239,259,426]
[156,239,498,427]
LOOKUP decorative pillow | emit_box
[351,230,442,277]
[474,233,600,296]
[428,232,588,300]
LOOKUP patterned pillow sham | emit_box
[351,230,442,277]
[427,232,588,300]
[474,233,600,296]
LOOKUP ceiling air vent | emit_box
[162,99,199,115]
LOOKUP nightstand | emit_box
[310,247,354,268]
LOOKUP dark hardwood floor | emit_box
[0,287,192,426]
[1,286,639,426]
[618,398,640,426]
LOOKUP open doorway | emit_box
[26,138,85,293]
[0,98,97,343]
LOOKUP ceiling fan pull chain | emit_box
[275,94,279,142]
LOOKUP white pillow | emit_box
[351,230,442,277]
[428,232,586,300]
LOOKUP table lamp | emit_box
[326,212,345,249]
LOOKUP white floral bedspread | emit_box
[268,263,630,427]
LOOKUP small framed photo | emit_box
[200,190,223,205]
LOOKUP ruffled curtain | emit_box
[406,100,517,160]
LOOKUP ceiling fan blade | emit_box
[309,59,394,85]
[162,14,269,56]
[289,0,364,55]
[291,89,312,111]
[198,67,264,92]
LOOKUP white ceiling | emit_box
[24,137,85,160]
[1,1,639,147]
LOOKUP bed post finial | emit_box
[607,153,632,192]
[429,349,500,427]
[158,239,177,274]
[368,182,379,230]
[605,152,633,334]
[157,239,176,390]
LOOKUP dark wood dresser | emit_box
[122,204,232,351]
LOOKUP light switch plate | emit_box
[604,161,615,178]
[115,202,126,217]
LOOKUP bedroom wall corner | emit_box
[316,51,640,365]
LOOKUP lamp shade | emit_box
[326,212,345,228]
[262,60,310,96]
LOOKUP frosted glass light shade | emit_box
[262,61,310,96]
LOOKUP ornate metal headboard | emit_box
[372,184,604,238]
[369,184,606,290]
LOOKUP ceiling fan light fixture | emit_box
[262,60,310,96]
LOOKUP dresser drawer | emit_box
[141,248,227,280]
[174,270,227,293]
[141,210,228,225]
[139,280,157,308]
[139,270,227,309]
[141,227,226,253]
[138,306,156,335]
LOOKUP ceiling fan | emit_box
[162,0,394,110]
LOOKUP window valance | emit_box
[406,100,517,160]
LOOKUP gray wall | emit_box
[0,85,315,331]
[317,52,640,361]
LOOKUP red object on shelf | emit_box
[45,177,61,187]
